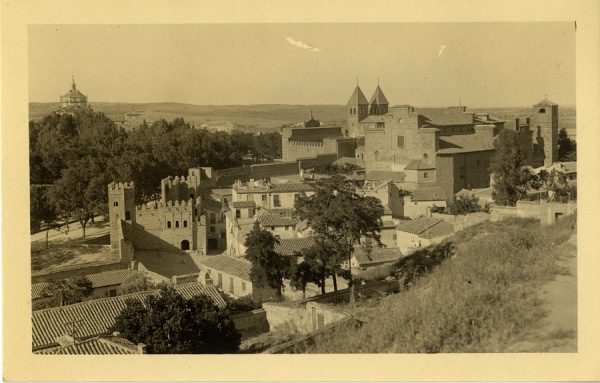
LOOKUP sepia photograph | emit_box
[3,1,600,380]
[27,22,578,355]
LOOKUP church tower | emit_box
[531,98,558,167]
[346,84,369,137]
[369,83,389,116]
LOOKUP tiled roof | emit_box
[353,246,403,266]
[417,108,474,126]
[410,186,447,202]
[32,282,225,350]
[404,159,435,170]
[270,183,314,193]
[359,115,386,124]
[259,214,298,227]
[202,196,224,212]
[333,157,365,168]
[35,336,140,355]
[198,256,252,281]
[347,85,369,105]
[232,200,256,208]
[396,217,454,239]
[437,133,495,154]
[61,89,86,99]
[32,270,141,300]
[274,237,317,256]
[369,85,389,105]
[264,207,295,216]
[365,171,405,182]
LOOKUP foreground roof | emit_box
[198,255,252,281]
[258,214,299,227]
[32,270,141,300]
[417,108,473,126]
[396,217,454,239]
[32,282,225,350]
[35,335,140,355]
[232,200,256,209]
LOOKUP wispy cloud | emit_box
[438,44,447,58]
[285,36,320,52]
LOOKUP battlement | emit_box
[288,141,324,147]
[136,197,200,212]
[161,175,194,188]
[108,181,134,190]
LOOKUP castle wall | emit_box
[435,151,494,198]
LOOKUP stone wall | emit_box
[430,212,490,231]
[232,308,270,339]
[31,260,125,284]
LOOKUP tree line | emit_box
[29,109,281,239]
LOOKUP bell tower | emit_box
[108,181,136,250]
[531,98,558,167]
[346,81,369,137]
[369,81,389,116]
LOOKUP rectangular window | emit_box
[294,194,300,201]
[229,277,234,293]
[246,194,253,202]
[109,289,117,297]
[125,211,131,221]
[423,172,428,179]
[210,226,215,233]
[261,194,267,201]
[274,195,281,207]
[236,209,241,219]
[209,213,216,224]
[397,136,405,148]
[218,273,223,288]
[285,226,290,231]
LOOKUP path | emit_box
[506,233,577,352]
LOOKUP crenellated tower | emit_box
[108,181,136,250]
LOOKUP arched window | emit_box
[183,220,188,228]
[167,221,172,228]
[539,108,546,114]
[180,240,190,251]
[175,221,180,228]
[113,201,118,207]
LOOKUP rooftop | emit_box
[353,246,403,266]
[347,85,369,105]
[32,282,225,350]
[365,170,405,183]
[269,182,314,193]
[437,133,495,154]
[417,108,473,126]
[198,255,252,281]
[35,335,140,355]
[410,186,447,202]
[274,237,317,256]
[258,214,299,227]
[232,200,256,209]
[396,217,454,239]
[369,85,389,105]
[534,98,557,107]
[404,159,436,171]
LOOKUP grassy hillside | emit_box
[287,215,577,353]
[29,103,576,136]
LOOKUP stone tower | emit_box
[369,84,389,116]
[108,181,136,250]
[346,84,369,137]
[531,98,558,167]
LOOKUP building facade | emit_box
[60,76,88,109]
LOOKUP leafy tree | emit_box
[533,169,571,202]
[244,222,296,298]
[48,157,106,237]
[557,128,577,161]
[112,287,241,353]
[294,176,384,301]
[446,194,488,215]
[118,272,153,295]
[30,185,66,249]
[489,130,532,206]
[39,276,94,307]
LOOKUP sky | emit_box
[28,23,576,107]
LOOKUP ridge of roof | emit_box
[369,85,389,105]
[347,86,369,105]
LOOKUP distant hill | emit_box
[29,102,576,137]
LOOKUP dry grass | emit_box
[292,215,576,353]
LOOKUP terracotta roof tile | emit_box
[404,159,436,170]
[353,246,403,266]
[32,270,141,300]
[35,336,140,355]
[437,133,495,154]
[198,256,252,280]
[32,283,225,350]
[410,186,447,202]
[417,108,473,126]
[232,201,256,208]
[365,171,405,182]
[274,237,316,256]
[396,217,454,239]
[269,183,314,193]
[258,214,298,227]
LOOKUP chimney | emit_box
[515,118,520,131]
[526,117,531,126]
[137,343,147,354]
